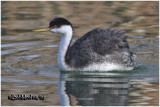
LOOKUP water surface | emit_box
[1,1,159,106]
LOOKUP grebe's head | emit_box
[49,18,73,34]
[33,17,73,34]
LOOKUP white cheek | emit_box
[51,29,57,33]
[50,25,72,34]
[51,28,62,34]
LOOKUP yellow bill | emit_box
[32,28,51,32]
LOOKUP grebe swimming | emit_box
[34,17,136,71]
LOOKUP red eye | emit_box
[53,25,57,27]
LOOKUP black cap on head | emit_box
[49,17,72,28]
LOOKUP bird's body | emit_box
[65,28,136,71]
[34,18,136,71]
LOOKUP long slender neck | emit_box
[58,26,73,71]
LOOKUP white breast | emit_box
[79,62,133,71]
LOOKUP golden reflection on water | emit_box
[1,1,159,106]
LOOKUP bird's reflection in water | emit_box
[59,71,132,106]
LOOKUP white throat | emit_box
[57,25,73,71]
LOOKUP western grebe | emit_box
[33,17,136,71]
